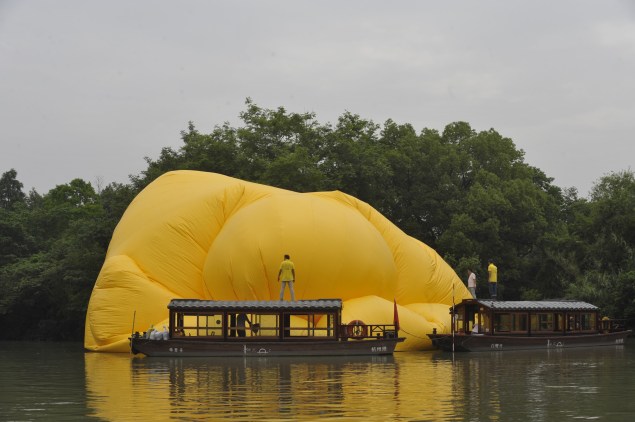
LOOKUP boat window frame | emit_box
[171,312,225,338]
[512,313,529,333]
[579,312,598,332]
[165,300,400,342]
[494,312,512,333]
[281,311,337,338]
[169,308,343,341]
[530,312,557,332]
[566,312,598,333]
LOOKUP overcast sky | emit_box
[1,1,634,197]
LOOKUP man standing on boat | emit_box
[237,313,251,337]
[278,254,296,301]
[466,268,477,298]
[488,260,498,299]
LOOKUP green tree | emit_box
[0,179,113,340]
[179,121,242,178]
[588,170,635,271]
[321,112,390,203]
[564,170,635,324]
[437,126,564,299]
[131,146,185,191]
[0,208,33,267]
[0,170,32,266]
[0,169,26,210]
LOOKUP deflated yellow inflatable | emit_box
[84,170,470,352]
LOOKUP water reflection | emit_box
[84,352,464,420]
[4,341,634,420]
[131,355,358,419]
[431,345,634,421]
[86,353,414,421]
[0,342,93,421]
[80,342,635,421]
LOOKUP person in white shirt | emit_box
[466,268,477,298]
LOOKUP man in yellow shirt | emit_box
[278,254,296,301]
[488,260,498,299]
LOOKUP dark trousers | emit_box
[489,282,497,298]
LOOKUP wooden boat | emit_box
[427,299,631,352]
[130,299,404,357]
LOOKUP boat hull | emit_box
[130,337,404,357]
[428,330,632,352]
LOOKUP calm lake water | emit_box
[1,339,635,421]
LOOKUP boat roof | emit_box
[168,299,343,313]
[465,299,599,312]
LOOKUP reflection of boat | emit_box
[130,354,395,371]
[130,299,404,357]
[427,299,632,352]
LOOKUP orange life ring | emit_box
[347,320,368,339]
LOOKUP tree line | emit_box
[1,99,634,340]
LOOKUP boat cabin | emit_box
[450,299,620,336]
[163,299,397,342]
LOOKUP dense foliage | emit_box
[1,99,634,340]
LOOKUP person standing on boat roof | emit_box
[466,268,477,298]
[487,260,498,299]
[278,254,296,301]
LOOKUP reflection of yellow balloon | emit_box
[85,353,460,420]
[84,170,470,352]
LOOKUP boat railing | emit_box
[168,323,399,341]
[172,324,336,340]
[601,318,628,333]
[230,323,337,339]
[339,323,399,340]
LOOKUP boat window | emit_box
[512,313,528,332]
[555,313,565,331]
[171,311,344,339]
[580,313,597,331]
[478,312,490,333]
[531,313,555,331]
[463,305,478,333]
[247,313,280,337]
[285,313,336,338]
[567,314,579,331]
[496,312,529,332]
[452,311,465,333]
[494,313,511,332]
[174,313,224,337]
[227,313,266,338]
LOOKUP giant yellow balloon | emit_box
[84,170,470,352]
